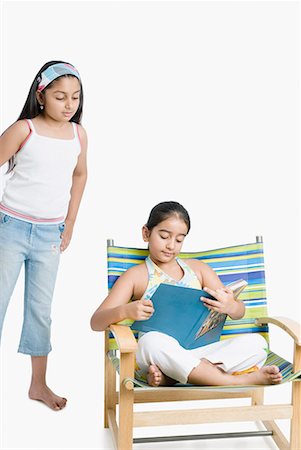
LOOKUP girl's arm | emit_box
[191,260,245,320]
[0,121,30,167]
[90,267,154,331]
[60,125,88,252]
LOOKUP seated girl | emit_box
[91,201,282,387]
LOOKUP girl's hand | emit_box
[60,221,74,252]
[125,299,155,321]
[201,286,237,317]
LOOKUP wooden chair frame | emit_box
[104,239,301,450]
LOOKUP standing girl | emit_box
[0,61,87,410]
[91,201,282,387]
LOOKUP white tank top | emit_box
[0,119,81,223]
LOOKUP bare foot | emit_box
[29,384,67,411]
[147,364,163,386]
[248,365,282,385]
[147,364,176,387]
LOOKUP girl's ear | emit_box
[142,225,150,242]
[36,91,44,107]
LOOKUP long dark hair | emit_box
[7,60,83,173]
[146,201,191,233]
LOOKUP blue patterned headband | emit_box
[37,63,81,92]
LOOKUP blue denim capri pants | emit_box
[0,212,64,356]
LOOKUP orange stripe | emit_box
[232,365,259,376]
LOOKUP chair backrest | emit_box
[107,238,269,350]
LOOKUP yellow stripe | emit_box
[243,284,266,291]
[220,332,269,342]
[179,243,262,257]
[108,246,148,256]
[243,309,268,319]
[108,257,146,264]
[223,322,265,330]
[237,292,266,301]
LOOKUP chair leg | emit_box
[290,344,301,450]
[251,387,264,405]
[104,332,117,428]
[118,352,135,450]
[104,352,116,428]
[252,387,290,450]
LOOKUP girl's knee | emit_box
[238,333,268,349]
[139,331,165,349]
[137,331,180,365]
[137,331,165,361]
[250,333,268,350]
[243,334,268,366]
[254,334,269,363]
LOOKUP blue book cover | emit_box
[131,283,227,350]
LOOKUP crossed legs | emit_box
[136,331,282,387]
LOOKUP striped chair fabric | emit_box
[107,241,301,386]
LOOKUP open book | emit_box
[131,279,248,350]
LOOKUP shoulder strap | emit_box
[72,122,81,148]
[25,119,35,133]
[17,119,34,152]
[145,256,156,276]
[177,258,202,287]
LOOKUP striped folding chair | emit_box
[104,236,301,450]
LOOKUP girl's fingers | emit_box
[60,239,70,252]
[140,310,153,320]
[206,305,219,312]
[222,287,232,294]
[140,305,154,314]
[201,296,219,306]
[216,288,227,294]
[142,299,153,307]
[203,287,221,300]
[201,297,221,313]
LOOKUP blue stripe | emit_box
[108,262,143,270]
[218,272,266,284]
[202,259,264,269]
[244,301,267,307]
[108,275,119,287]
[108,261,264,270]
[108,253,147,260]
[221,326,269,335]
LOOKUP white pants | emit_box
[136,331,268,384]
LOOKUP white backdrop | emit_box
[0,1,300,449]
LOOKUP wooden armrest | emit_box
[109,324,138,353]
[256,316,301,345]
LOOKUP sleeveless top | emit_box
[0,119,81,223]
[143,256,202,299]
[135,256,202,379]
[137,256,202,340]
